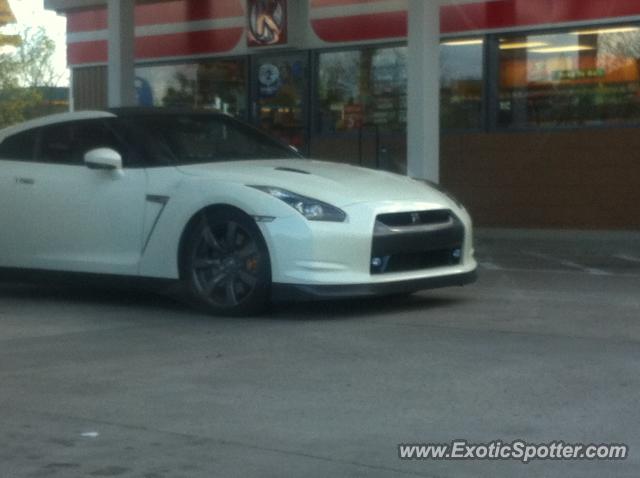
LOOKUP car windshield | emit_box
[127,114,301,165]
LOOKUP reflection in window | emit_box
[38,121,121,165]
[498,25,640,127]
[125,115,299,165]
[315,47,407,173]
[0,129,38,161]
[317,50,361,133]
[255,56,307,150]
[317,47,407,134]
[135,60,247,118]
[440,38,484,129]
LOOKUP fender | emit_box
[138,175,295,278]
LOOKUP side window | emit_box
[0,129,39,161]
[74,121,125,162]
[38,121,125,165]
[215,120,292,159]
[39,123,75,164]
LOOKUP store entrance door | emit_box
[251,53,309,154]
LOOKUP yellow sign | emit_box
[0,0,16,25]
[0,0,20,48]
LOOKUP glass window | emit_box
[0,129,39,161]
[317,46,407,134]
[38,121,124,165]
[369,47,408,132]
[440,38,484,129]
[39,124,76,164]
[126,114,300,165]
[135,59,247,118]
[254,54,307,150]
[315,46,407,173]
[317,50,360,134]
[498,25,640,128]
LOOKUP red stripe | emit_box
[311,0,389,7]
[68,40,108,65]
[67,0,243,33]
[67,9,107,33]
[68,0,640,64]
[311,11,407,42]
[68,28,244,65]
[135,28,244,59]
[135,0,244,27]
[442,0,640,34]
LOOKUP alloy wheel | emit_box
[190,218,262,308]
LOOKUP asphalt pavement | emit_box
[1,229,639,478]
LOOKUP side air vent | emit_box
[274,167,311,175]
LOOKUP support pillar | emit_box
[407,0,441,181]
[107,0,135,107]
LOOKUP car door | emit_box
[0,128,39,268]
[11,119,148,275]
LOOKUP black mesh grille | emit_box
[371,209,464,275]
[376,210,451,228]
[373,249,461,274]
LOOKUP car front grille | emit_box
[371,210,464,274]
[376,209,452,228]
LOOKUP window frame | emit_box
[487,21,640,133]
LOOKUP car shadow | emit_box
[0,280,470,322]
[0,280,191,312]
[269,293,469,321]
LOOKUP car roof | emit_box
[0,108,232,143]
[0,111,116,142]
[109,107,230,119]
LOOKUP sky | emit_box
[7,0,69,86]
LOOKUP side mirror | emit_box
[84,148,123,171]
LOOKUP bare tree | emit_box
[594,30,640,73]
[0,26,62,127]
[11,26,61,87]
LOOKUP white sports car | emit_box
[0,109,476,315]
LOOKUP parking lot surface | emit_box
[1,230,639,478]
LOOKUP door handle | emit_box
[15,177,35,185]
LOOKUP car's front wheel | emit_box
[183,209,271,316]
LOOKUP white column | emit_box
[107,0,135,107]
[407,0,441,181]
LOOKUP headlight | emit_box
[250,186,347,222]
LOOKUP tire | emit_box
[182,209,271,316]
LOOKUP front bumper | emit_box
[258,199,477,292]
[272,268,477,301]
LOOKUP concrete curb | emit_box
[476,228,640,243]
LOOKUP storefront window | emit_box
[317,46,407,134]
[440,38,484,129]
[135,60,247,118]
[315,46,407,172]
[498,25,640,128]
[317,50,362,133]
[254,54,307,151]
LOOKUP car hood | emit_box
[177,159,451,207]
